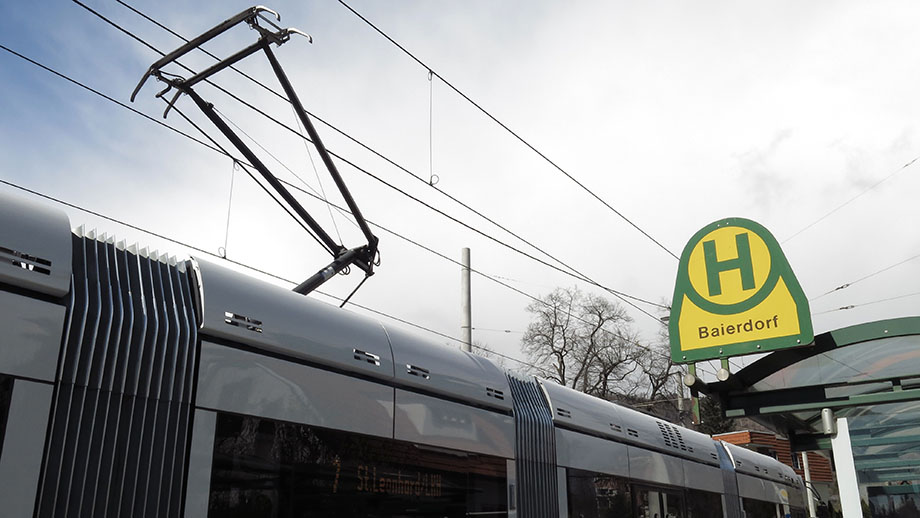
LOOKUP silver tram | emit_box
[0,189,806,517]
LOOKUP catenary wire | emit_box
[783,155,920,243]
[169,103,336,255]
[271,174,667,359]
[0,40,623,329]
[109,0,669,311]
[810,250,920,302]
[110,1,594,275]
[812,291,920,316]
[0,44,222,156]
[0,45,667,385]
[473,328,523,334]
[0,41,575,377]
[72,0,667,318]
[221,159,237,257]
[337,0,679,261]
[0,41,665,363]
[291,105,343,244]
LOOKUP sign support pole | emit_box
[689,363,700,425]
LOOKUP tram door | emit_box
[634,486,685,518]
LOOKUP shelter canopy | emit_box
[704,317,920,486]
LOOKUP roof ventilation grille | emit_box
[406,364,430,380]
[224,311,262,333]
[610,423,622,433]
[1,245,52,275]
[627,428,639,438]
[556,408,572,419]
[657,422,674,448]
[658,421,693,453]
[657,422,689,451]
[353,349,380,366]
[486,387,505,400]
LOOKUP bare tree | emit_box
[636,327,682,402]
[520,287,646,399]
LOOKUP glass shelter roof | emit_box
[703,317,920,486]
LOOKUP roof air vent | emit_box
[657,421,689,451]
[1,245,51,275]
[406,364,430,380]
[353,349,381,366]
[486,387,505,400]
[224,311,262,333]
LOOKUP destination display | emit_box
[669,218,813,363]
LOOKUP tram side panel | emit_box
[541,379,808,518]
[185,346,515,517]
[541,380,730,518]
[187,257,516,518]
[722,441,808,518]
[0,191,82,517]
[554,427,730,518]
[0,290,66,517]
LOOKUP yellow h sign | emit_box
[670,218,812,363]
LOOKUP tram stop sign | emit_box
[669,218,813,363]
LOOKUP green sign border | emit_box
[669,217,813,363]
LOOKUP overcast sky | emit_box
[2,1,919,379]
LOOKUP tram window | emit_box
[207,413,508,518]
[0,375,12,459]
[634,486,684,518]
[685,488,723,518]
[742,498,779,518]
[567,468,632,518]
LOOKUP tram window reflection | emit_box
[567,468,633,518]
[207,413,508,518]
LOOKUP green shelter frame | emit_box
[699,317,920,517]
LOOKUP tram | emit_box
[0,189,805,517]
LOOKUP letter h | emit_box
[703,233,755,296]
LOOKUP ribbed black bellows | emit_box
[36,233,198,518]
[507,374,559,518]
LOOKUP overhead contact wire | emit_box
[783,156,920,243]
[36,7,667,320]
[0,45,558,369]
[337,0,679,261]
[112,0,668,312]
[811,250,920,302]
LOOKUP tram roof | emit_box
[703,316,920,485]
